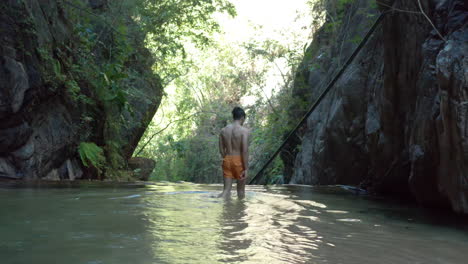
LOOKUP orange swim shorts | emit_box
[222,155,244,180]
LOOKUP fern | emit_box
[78,142,106,170]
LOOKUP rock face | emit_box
[286,0,468,213]
[0,1,162,180]
[128,157,156,181]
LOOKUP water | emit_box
[1,182,467,264]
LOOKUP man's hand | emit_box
[240,170,248,180]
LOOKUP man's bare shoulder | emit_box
[241,126,250,135]
[220,124,232,133]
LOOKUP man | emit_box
[218,107,249,199]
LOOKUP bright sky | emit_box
[217,0,312,43]
[216,0,313,105]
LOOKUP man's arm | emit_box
[219,133,225,158]
[240,129,249,179]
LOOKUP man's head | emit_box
[232,106,246,124]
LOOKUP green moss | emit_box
[36,47,65,92]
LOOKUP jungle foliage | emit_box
[136,0,319,183]
[42,0,235,180]
[51,0,374,182]
[136,0,380,183]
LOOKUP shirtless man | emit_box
[218,107,249,199]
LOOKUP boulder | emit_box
[0,56,30,117]
[128,157,156,181]
[0,158,18,179]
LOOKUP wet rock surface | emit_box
[0,1,162,180]
[287,0,468,213]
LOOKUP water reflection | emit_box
[1,183,467,264]
[143,189,223,264]
[217,199,251,263]
[216,192,324,263]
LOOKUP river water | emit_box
[1,182,467,264]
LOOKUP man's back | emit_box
[220,124,247,156]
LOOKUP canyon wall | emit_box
[286,0,467,213]
[0,0,162,180]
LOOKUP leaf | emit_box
[101,72,110,85]
[78,142,106,169]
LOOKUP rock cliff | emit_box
[0,0,162,180]
[286,0,468,213]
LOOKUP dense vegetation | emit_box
[51,0,235,180]
[135,0,325,183]
[49,0,374,182]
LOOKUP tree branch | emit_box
[417,0,447,42]
[134,111,218,156]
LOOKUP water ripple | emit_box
[0,183,467,264]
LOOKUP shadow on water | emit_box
[272,184,468,232]
[354,201,468,232]
[0,179,150,189]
